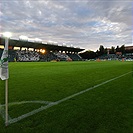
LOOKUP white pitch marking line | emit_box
[8,71,132,125]
[0,101,54,108]
[0,101,53,122]
[0,104,12,121]
[0,105,6,120]
[54,71,132,105]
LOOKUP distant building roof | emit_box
[125,46,133,50]
[116,52,122,55]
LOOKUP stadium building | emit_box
[0,37,84,62]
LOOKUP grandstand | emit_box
[0,37,84,62]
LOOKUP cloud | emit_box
[0,0,132,51]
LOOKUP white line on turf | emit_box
[0,101,54,108]
[0,101,53,122]
[53,71,132,105]
[6,71,133,125]
[0,104,12,121]
[0,105,6,120]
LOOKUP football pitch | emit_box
[0,61,133,133]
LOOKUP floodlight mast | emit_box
[2,32,12,126]
[3,32,12,38]
[19,35,28,41]
[35,38,42,43]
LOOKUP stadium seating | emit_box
[16,50,40,62]
[54,52,70,61]
[67,53,82,61]
[0,49,83,62]
[0,49,16,62]
[8,50,17,62]
[39,52,57,61]
[0,49,2,57]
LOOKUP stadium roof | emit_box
[0,37,84,52]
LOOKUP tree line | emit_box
[79,45,133,59]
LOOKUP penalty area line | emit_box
[8,71,132,125]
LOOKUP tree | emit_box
[110,46,115,54]
[104,48,108,55]
[116,46,120,52]
[99,45,104,55]
[120,45,125,54]
[96,50,100,57]
[79,50,96,59]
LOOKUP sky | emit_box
[0,0,132,51]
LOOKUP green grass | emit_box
[0,61,132,133]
